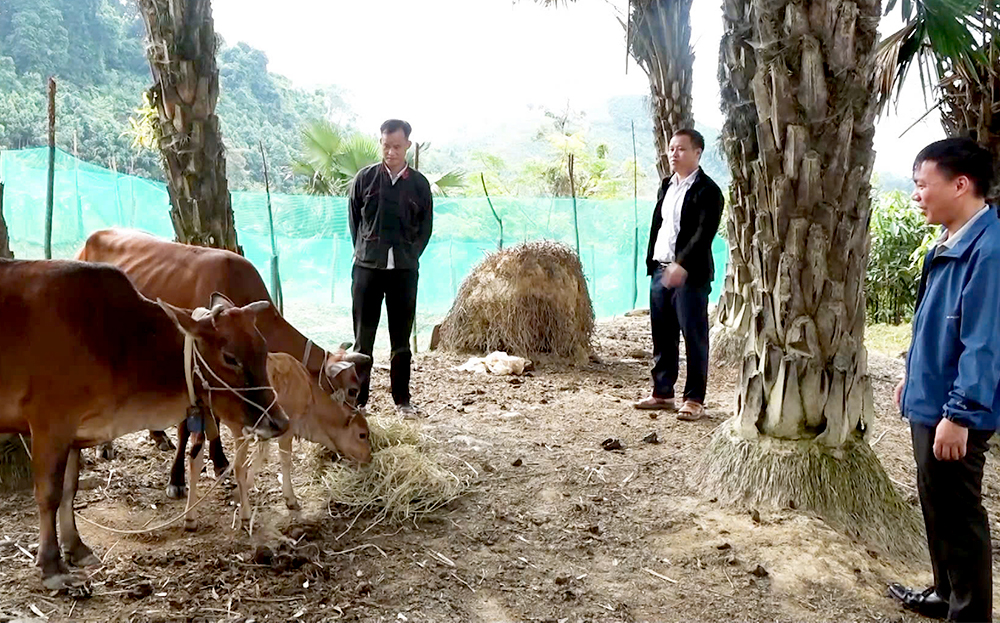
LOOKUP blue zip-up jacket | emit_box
[901,208,1000,430]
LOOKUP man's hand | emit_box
[893,378,904,410]
[934,417,969,461]
[660,263,688,289]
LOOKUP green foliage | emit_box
[290,120,465,197]
[0,0,335,190]
[866,190,936,324]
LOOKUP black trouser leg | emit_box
[352,265,385,407]
[674,283,710,404]
[649,268,679,399]
[385,269,419,406]
[911,422,993,622]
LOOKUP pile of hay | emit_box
[315,416,469,525]
[438,241,594,361]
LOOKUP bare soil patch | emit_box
[0,315,994,623]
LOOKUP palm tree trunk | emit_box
[136,0,239,252]
[629,0,694,178]
[703,0,922,557]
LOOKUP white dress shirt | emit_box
[652,168,699,264]
[384,163,409,270]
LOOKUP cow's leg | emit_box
[206,416,229,477]
[59,448,99,568]
[31,437,73,589]
[278,435,299,511]
[183,431,206,532]
[228,423,252,527]
[166,419,191,499]
[148,430,175,451]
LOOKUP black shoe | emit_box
[888,583,949,619]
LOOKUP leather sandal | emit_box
[676,400,706,421]
[633,396,676,413]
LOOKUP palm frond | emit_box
[428,169,466,197]
[876,0,992,115]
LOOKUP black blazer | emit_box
[645,168,724,288]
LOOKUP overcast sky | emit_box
[211,0,943,177]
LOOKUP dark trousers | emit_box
[911,422,993,622]
[649,267,710,402]
[352,265,418,407]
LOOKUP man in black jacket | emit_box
[634,129,724,421]
[348,119,433,417]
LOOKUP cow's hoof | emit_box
[42,572,80,591]
[154,437,175,452]
[184,519,198,532]
[65,544,101,568]
[213,462,230,478]
[98,443,116,461]
[285,499,301,511]
[165,484,186,499]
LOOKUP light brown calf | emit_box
[217,353,372,525]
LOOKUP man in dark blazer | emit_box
[634,128,724,421]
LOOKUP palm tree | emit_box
[707,0,922,556]
[291,119,465,196]
[136,0,239,252]
[875,0,1000,200]
[532,0,695,179]
[624,0,695,178]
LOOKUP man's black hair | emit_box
[914,137,993,199]
[380,119,412,138]
[672,128,705,152]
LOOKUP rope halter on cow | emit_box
[303,338,350,406]
[183,305,281,435]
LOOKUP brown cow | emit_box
[75,228,371,494]
[216,353,372,526]
[0,258,288,589]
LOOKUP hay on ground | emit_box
[438,241,594,362]
[315,416,469,524]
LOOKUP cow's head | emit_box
[268,352,372,465]
[157,293,289,440]
[322,349,373,408]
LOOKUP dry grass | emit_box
[0,435,31,492]
[864,323,911,357]
[438,241,594,362]
[696,417,925,560]
[315,416,470,525]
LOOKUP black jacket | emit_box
[645,168,724,287]
[348,163,433,270]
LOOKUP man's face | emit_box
[912,160,971,226]
[381,129,410,170]
[668,134,701,175]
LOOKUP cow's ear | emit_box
[209,292,236,310]
[157,298,202,336]
[344,351,373,376]
[325,359,355,381]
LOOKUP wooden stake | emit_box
[45,77,56,259]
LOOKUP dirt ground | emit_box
[1,314,996,623]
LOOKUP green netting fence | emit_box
[0,147,728,351]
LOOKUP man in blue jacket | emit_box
[889,138,1000,622]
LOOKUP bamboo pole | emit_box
[259,141,282,315]
[481,173,503,250]
[631,120,639,308]
[73,129,84,240]
[45,78,56,259]
[569,153,579,256]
